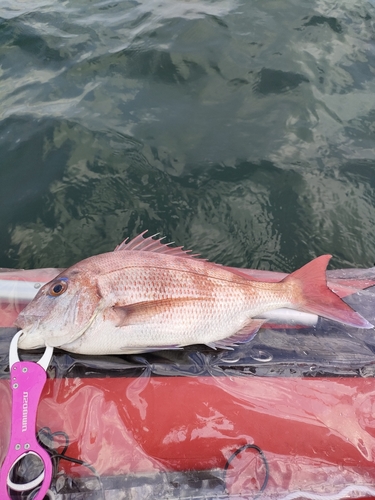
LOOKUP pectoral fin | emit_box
[113,298,207,327]
[206,318,266,350]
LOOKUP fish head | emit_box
[16,268,101,350]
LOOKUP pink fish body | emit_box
[16,233,373,354]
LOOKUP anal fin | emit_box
[206,318,266,350]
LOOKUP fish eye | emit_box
[49,280,68,297]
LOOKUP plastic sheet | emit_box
[1,267,375,499]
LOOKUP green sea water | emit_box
[1,0,375,272]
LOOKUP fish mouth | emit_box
[15,312,43,329]
[17,329,45,350]
[16,317,46,350]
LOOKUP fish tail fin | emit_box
[283,255,373,329]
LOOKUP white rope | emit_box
[278,484,375,500]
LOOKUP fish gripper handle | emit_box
[0,361,52,499]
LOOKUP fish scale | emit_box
[16,233,373,355]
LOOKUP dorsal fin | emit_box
[114,231,202,259]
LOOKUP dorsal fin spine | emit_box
[114,231,202,260]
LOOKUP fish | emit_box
[16,232,373,355]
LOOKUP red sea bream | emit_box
[16,233,373,354]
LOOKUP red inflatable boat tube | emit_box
[2,375,375,498]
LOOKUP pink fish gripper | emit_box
[0,330,54,499]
